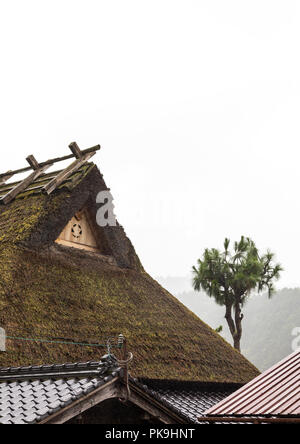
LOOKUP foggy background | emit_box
[1,1,300,289]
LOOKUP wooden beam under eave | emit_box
[197,416,300,424]
[40,378,120,424]
[0,164,53,205]
[125,383,185,424]
[43,151,96,195]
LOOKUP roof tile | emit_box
[206,350,300,418]
[0,355,121,424]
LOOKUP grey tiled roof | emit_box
[0,355,122,424]
[138,383,234,423]
[0,354,237,424]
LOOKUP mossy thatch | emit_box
[0,164,259,383]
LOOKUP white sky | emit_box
[0,1,300,287]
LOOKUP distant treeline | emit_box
[162,280,300,371]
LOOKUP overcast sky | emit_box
[1,1,300,287]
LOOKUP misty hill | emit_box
[177,288,300,371]
[157,277,300,371]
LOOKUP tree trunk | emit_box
[233,336,241,352]
[225,303,235,337]
[233,300,243,353]
[224,301,243,353]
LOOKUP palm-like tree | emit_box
[192,236,282,352]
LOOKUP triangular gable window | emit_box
[56,208,100,253]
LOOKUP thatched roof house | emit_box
[0,143,259,423]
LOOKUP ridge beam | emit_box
[43,151,96,195]
[0,164,53,205]
[0,171,13,185]
[0,145,100,180]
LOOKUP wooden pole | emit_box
[0,171,13,185]
[1,164,53,205]
[43,151,96,195]
[26,155,40,170]
[68,142,82,159]
[0,144,101,180]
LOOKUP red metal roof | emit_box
[205,350,300,417]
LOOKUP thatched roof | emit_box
[0,159,259,383]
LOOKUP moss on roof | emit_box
[0,164,259,383]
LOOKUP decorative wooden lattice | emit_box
[56,209,100,253]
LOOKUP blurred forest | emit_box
[158,277,300,371]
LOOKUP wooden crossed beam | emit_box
[0,142,100,205]
[0,172,14,185]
